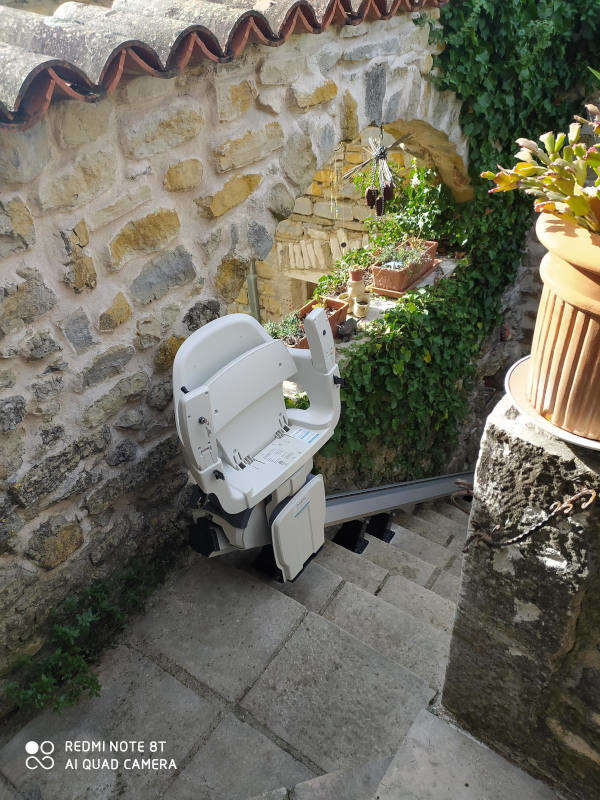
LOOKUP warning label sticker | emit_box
[253,427,321,469]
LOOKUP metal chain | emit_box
[463,489,597,553]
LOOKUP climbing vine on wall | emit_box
[317,0,600,485]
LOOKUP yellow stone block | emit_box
[99,292,132,331]
[207,174,262,218]
[214,122,284,171]
[155,335,186,371]
[294,80,338,110]
[164,158,203,192]
[341,90,358,141]
[110,209,180,268]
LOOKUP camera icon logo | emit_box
[25,741,55,770]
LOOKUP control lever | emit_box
[303,308,336,374]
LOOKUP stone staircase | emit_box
[0,498,559,800]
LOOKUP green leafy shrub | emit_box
[5,545,177,712]
[316,0,600,484]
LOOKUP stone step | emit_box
[430,569,461,603]
[315,539,388,594]
[291,756,392,800]
[394,509,452,547]
[361,534,438,586]
[240,611,435,774]
[373,710,558,800]
[428,500,470,528]
[388,524,455,570]
[317,537,437,591]
[323,582,451,689]
[413,506,465,541]
[377,574,456,633]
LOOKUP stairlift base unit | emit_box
[173,309,340,581]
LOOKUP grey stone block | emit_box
[281,131,317,188]
[247,221,274,260]
[315,540,386,594]
[241,612,434,772]
[294,757,391,800]
[389,525,454,569]
[0,645,220,800]
[127,558,305,701]
[19,329,61,360]
[363,535,436,587]
[374,710,558,800]
[183,299,220,333]
[378,574,456,633]
[364,63,386,125]
[267,181,295,220]
[8,427,110,507]
[131,246,196,305]
[59,309,97,354]
[323,583,450,689]
[0,396,25,432]
[81,345,135,389]
[170,714,313,799]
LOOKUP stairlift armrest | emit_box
[287,348,341,431]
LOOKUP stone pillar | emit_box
[443,395,600,799]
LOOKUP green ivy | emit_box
[317,0,600,484]
[5,545,178,712]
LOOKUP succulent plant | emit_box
[481,106,600,232]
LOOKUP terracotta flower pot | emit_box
[349,267,364,282]
[372,241,438,293]
[527,214,600,439]
[293,297,349,349]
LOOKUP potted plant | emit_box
[264,297,349,350]
[263,312,305,348]
[372,239,438,294]
[482,104,600,439]
[297,297,349,347]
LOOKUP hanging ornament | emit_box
[343,126,413,217]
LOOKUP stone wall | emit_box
[0,12,467,697]
[443,396,600,799]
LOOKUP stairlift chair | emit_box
[172,308,341,581]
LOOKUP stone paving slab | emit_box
[374,710,559,800]
[389,525,454,569]
[127,557,306,702]
[241,612,434,773]
[363,535,436,587]
[431,570,460,602]
[315,540,387,594]
[248,789,288,800]
[0,777,19,800]
[323,583,450,689]
[293,756,392,800]
[378,574,456,633]
[169,713,313,800]
[0,645,220,800]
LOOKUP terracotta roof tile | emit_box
[0,0,448,129]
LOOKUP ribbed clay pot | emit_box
[527,213,600,439]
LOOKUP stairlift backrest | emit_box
[172,313,270,441]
